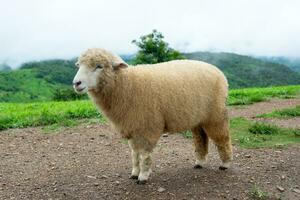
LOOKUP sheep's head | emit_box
[73,48,128,94]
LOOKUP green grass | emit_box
[258,105,300,118]
[250,185,269,200]
[249,123,280,135]
[228,85,300,105]
[0,85,299,133]
[230,118,300,148]
[0,100,105,130]
[182,131,193,139]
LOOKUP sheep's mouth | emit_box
[74,87,86,94]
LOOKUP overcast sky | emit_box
[1,0,300,67]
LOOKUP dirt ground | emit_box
[1,98,300,200]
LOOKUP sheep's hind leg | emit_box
[192,126,209,169]
[137,151,152,184]
[215,136,232,170]
[128,140,140,179]
[204,121,232,170]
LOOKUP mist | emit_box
[1,0,300,68]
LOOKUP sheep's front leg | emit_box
[137,151,152,184]
[128,140,140,179]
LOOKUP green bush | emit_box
[249,122,280,135]
[52,88,87,101]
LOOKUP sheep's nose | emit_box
[73,81,82,87]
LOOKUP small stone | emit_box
[245,155,251,158]
[101,175,108,179]
[281,175,285,180]
[87,175,97,179]
[276,186,284,192]
[157,187,166,192]
[116,181,120,185]
[94,183,99,186]
[162,134,168,137]
[292,189,300,194]
[53,188,58,191]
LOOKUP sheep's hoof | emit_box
[219,166,228,170]
[136,180,147,185]
[194,164,203,169]
[129,175,138,180]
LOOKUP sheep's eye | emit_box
[94,64,102,71]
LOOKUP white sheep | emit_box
[73,48,232,184]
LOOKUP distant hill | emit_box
[0,63,11,71]
[0,59,77,102]
[184,52,300,88]
[1,52,300,102]
[258,56,300,73]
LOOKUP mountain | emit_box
[184,52,300,88]
[0,63,11,71]
[1,53,300,102]
[0,59,78,102]
[258,56,300,73]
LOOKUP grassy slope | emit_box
[0,85,299,128]
[0,69,55,102]
[184,52,300,88]
[0,59,77,102]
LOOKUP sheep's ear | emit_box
[112,62,128,70]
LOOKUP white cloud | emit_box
[0,0,299,67]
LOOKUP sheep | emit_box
[73,48,232,184]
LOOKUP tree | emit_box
[131,30,185,64]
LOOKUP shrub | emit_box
[249,122,280,135]
[52,88,87,101]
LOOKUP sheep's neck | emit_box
[88,71,129,118]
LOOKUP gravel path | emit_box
[0,125,299,200]
[0,98,300,200]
